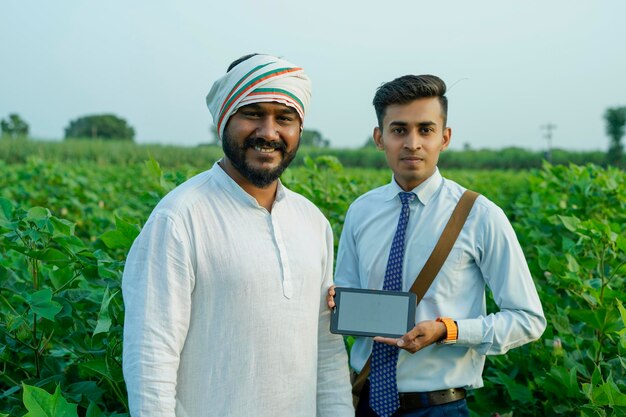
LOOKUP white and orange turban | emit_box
[206,54,312,140]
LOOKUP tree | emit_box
[1,113,29,138]
[64,114,135,141]
[604,106,626,166]
[300,129,330,148]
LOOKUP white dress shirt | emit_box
[334,168,546,393]
[122,162,353,417]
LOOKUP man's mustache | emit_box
[244,137,286,152]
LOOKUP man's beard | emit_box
[221,132,299,188]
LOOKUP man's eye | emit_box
[420,127,434,134]
[392,128,406,135]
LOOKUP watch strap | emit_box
[436,317,458,344]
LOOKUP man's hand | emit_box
[373,320,447,353]
[326,285,336,309]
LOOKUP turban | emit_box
[206,54,312,140]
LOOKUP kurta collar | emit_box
[212,160,285,209]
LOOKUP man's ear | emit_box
[441,127,452,151]
[373,127,384,150]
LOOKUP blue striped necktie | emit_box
[370,191,415,417]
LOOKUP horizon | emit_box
[4,135,610,154]
[2,1,625,152]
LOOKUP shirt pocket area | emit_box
[418,246,473,299]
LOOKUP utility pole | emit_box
[540,123,557,162]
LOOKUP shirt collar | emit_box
[382,168,443,206]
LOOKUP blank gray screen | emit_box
[337,292,409,335]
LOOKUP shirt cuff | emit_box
[455,318,484,345]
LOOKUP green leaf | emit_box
[85,403,105,417]
[93,287,118,337]
[99,230,130,250]
[547,255,565,275]
[99,217,138,250]
[590,375,626,406]
[551,311,571,334]
[79,359,123,383]
[53,235,86,254]
[618,299,626,327]
[591,366,603,386]
[49,267,75,291]
[559,215,581,232]
[561,237,576,252]
[115,215,140,243]
[32,248,71,266]
[490,371,534,404]
[50,217,75,237]
[144,155,163,179]
[80,359,111,379]
[26,207,50,221]
[617,234,626,253]
[564,253,579,273]
[64,381,105,404]
[22,384,78,417]
[570,309,603,329]
[26,289,62,321]
[0,197,13,220]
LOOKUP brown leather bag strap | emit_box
[351,190,480,403]
[409,190,480,300]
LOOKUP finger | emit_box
[325,285,336,308]
[374,336,419,353]
[405,325,423,340]
[397,331,421,353]
[373,336,401,346]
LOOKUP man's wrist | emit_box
[436,317,458,344]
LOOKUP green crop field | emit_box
[0,140,624,416]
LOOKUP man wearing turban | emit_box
[122,54,353,417]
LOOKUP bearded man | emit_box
[122,53,353,417]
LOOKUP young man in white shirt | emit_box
[331,74,546,417]
[122,54,353,417]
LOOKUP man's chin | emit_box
[243,167,284,188]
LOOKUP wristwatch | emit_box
[436,317,458,344]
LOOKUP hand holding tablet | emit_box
[330,287,416,338]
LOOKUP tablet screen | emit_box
[330,287,416,338]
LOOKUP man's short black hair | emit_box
[373,75,448,128]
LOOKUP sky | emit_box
[1,1,625,151]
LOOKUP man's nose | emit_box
[256,117,280,141]
[404,130,421,150]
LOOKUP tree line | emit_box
[2,107,626,166]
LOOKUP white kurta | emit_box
[122,162,353,417]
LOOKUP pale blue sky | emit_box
[1,1,625,151]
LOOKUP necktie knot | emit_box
[399,192,415,206]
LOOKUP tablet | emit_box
[330,287,416,338]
